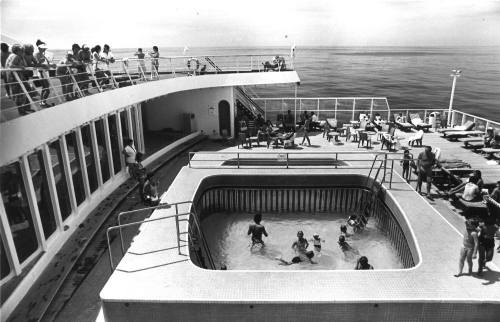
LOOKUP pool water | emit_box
[201,211,403,270]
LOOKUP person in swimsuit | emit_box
[276,231,316,265]
[454,219,478,277]
[310,233,324,257]
[355,256,374,270]
[340,224,353,238]
[247,213,268,248]
[477,219,498,275]
[416,145,436,197]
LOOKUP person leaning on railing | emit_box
[34,40,54,107]
[76,44,92,94]
[56,51,78,101]
[1,42,12,98]
[5,44,35,115]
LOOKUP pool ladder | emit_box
[364,154,387,217]
[106,201,216,271]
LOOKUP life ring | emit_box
[187,58,200,70]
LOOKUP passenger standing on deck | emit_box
[1,43,12,98]
[6,44,34,115]
[416,146,436,197]
[247,213,268,248]
[477,218,498,276]
[300,115,311,146]
[123,138,137,174]
[34,40,52,107]
[401,150,412,182]
[148,46,159,79]
[134,48,147,79]
[454,219,478,277]
[100,44,115,88]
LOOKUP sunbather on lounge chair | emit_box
[410,113,432,132]
[394,113,414,132]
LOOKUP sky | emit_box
[1,0,500,48]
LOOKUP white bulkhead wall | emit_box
[142,87,234,138]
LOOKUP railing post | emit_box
[67,66,84,98]
[237,153,240,169]
[286,153,289,169]
[351,99,356,121]
[122,60,134,85]
[44,70,64,104]
[88,64,103,92]
[317,98,320,118]
[175,214,181,255]
[461,113,466,125]
[334,98,337,119]
[451,111,456,126]
[485,121,490,134]
[108,68,120,89]
[13,70,37,108]
[335,153,338,169]
[390,159,394,189]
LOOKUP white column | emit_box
[41,144,63,230]
[0,200,22,276]
[59,135,77,213]
[115,112,126,170]
[20,154,47,250]
[75,128,91,199]
[103,117,115,177]
[89,121,103,188]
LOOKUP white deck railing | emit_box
[0,53,293,122]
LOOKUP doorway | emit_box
[218,100,231,137]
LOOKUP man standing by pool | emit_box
[248,213,268,248]
[416,145,437,197]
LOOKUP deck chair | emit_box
[394,114,414,132]
[358,131,372,148]
[439,120,475,134]
[481,147,500,159]
[444,130,483,140]
[409,113,432,132]
[408,130,424,146]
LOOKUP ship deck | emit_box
[100,128,500,321]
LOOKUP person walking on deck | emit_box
[300,116,311,146]
[416,146,436,197]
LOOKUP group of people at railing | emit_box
[1,40,161,117]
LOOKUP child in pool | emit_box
[340,224,353,238]
[347,214,367,232]
[310,233,325,257]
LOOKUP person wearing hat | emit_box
[454,219,478,277]
[34,39,52,107]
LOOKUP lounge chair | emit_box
[269,132,295,149]
[408,130,424,146]
[394,114,414,132]
[443,130,483,140]
[481,147,500,159]
[409,113,432,132]
[459,136,484,147]
[431,147,473,183]
[439,120,474,134]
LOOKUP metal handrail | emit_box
[110,200,215,271]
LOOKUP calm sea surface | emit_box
[52,46,500,121]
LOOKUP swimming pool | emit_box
[191,175,416,270]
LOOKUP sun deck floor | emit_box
[100,128,500,321]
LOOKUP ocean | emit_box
[51,46,500,121]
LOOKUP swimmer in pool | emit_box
[276,230,317,265]
[347,214,367,232]
[310,233,324,257]
[247,213,268,248]
[338,235,357,253]
[340,224,353,238]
